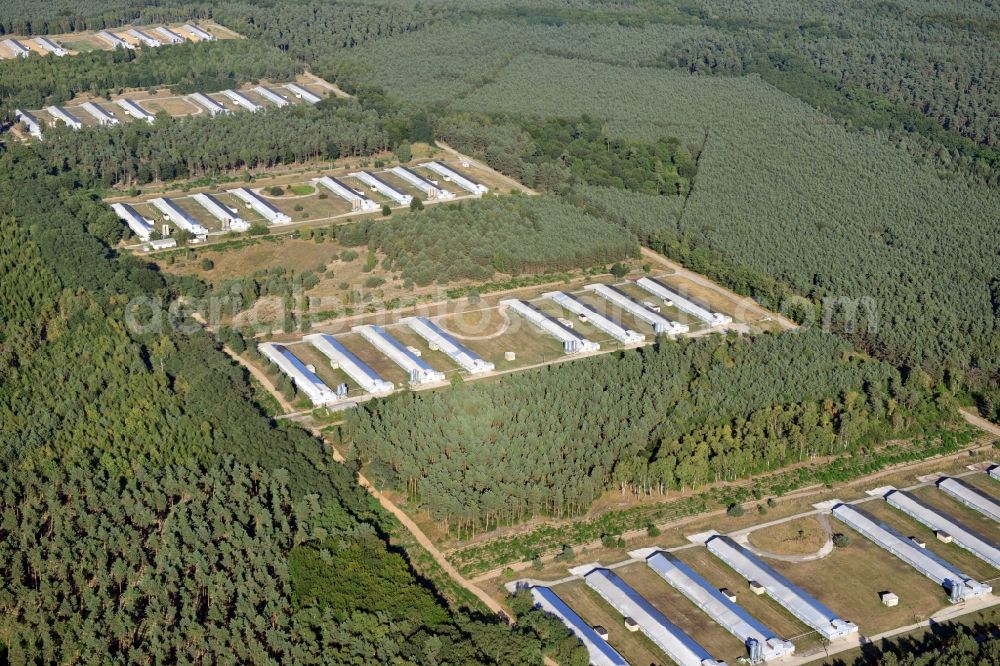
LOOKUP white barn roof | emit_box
[97,31,134,50]
[420,161,488,195]
[182,24,216,41]
[389,165,454,200]
[2,38,31,57]
[284,83,321,104]
[153,26,186,44]
[402,317,494,374]
[111,203,154,241]
[15,109,43,138]
[937,477,1000,523]
[706,535,858,640]
[577,566,726,666]
[259,343,338,406]
[529,586,628,666]
[221,89,262,112]
[193,193,249,231]
[116,98,156,123]
[501,299,599,354]
[226,187,291,224]
[305,334,394,395]
[543,291,645,345]
[150,197,208,237]
[188,92,229,116]
[353,325,445,386]
[254,85,290,108]
[884,489,1000,569]
[46,105,83,130]
[34,36,67,56]
[126,28,162,48]
[643,550,794,662]
[636,277,732,327]
[351,171,412,205]
[316,176,379,211]
[832,502,991,601]
[584,283,688,335]
[80,102,120,126]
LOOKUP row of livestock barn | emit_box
[521,472,1000,666]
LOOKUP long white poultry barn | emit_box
[389,165,454,200]
[34,36,68,56]
[189,92,229,116]
[831,502,991,601]
[47,106,83,130]
[353,325,445,386]
[991,467,1000,482]
[193,193,249,231]
[97,31,134,50]
[315,176,379,212]
[182,24,216,41]
[351,171,412,205]
[127,28,162,48]
[15,109,43,138]
[706,535,858,640]
[584,283,688,336]
[259,342,338,406]
[636,277,732,327]
[501,299,600,354]
[254,86,290,108]
[305,334,394,395]
[150,197,209,237]
[402,317,494,374]
[420,161,489,195]
[80,102,120,126]
[222,89,262,112]
[111,203,154,241]
[639,550,794,663]
[154,26,186,44]
[528,586,628,666]
[284,83,321,104]
[2,39,31,58]
[884,489,1000,569]
[226,187,291,224]
[937,477,1000,523]
[572,565,727,666]
[116,98,156,123]
[544,291,645,345]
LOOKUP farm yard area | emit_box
[507,465,1000,666]
[0,21,237,60]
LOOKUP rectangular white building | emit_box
[34,36,67,56]
[221,89,262,113]
[254,85,290,108]
[226,187,291,224]
[937,477,1000,523]
[182,23,216,41]
[351,171,412,205]
[529,586,628,666]
[884,489,1000,570]
[706,535,858,640]
[80,102,120,126]
[573,566,727,666]
[153,26,186,44]
[991,467,1000,482]
[640,550,794,662]
[315,176,379,212]
[305,334,394,395]
[402,317,494,374]
[188,92,229,116]
[97,31,134,50]
[15,109,43,138]
[636,277,733,327]
[352,325,446,386]
[501,299,600,354]
[832,502,991,602]
[116,98,156,123]
[111,203,154,241]
[150,197,209,238]
[2,38,31,58]
[193,193,249,231]
[544,291,645,345]
[259,343,338,406]
[46,106,83,130]
[284,83,321,104]
[389,165,454,200]
[420,161,489,195]
[127,28,162,48]
[584,283,688,336]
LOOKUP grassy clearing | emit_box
[747,516,829,556]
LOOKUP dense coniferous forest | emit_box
[350,330,952,534]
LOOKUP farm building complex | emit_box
[937,477,1000,523]
[543,291,645,345]
[421,161,489,195]
[584,283,688,336]
[402,317,494,374]
[501,299,600,354]
[390,165,454,199]
[637,277,733,327]
[351,171,413,205]
[80,102,120,126]
[116,98,156,123]
[353,325,446,386]
[34,36,67,56]
[831,502,992,601]
[304,334,394,396]
[111,203,154,241]
[316,176,379,212]
[259,343,338,406]
[151,197,208,239]
[193,193,250,231]
[227,187,291,224]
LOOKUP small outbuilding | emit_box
[719,588,737,603]
[623,617,639,632]
[593,626,609,640]
[748,580,766,595]
[880,592,899,607]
